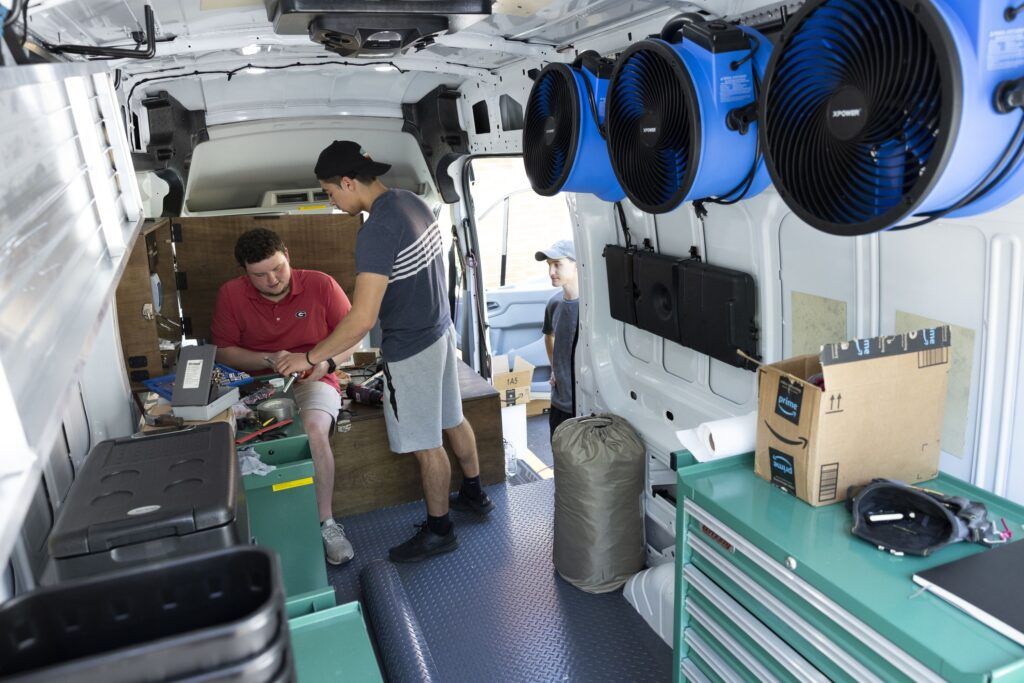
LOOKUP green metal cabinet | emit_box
[286,589,383,682]
[242,421,329,597]
[673,453,1024,683]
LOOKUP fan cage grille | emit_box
[607,40,700,214]
[762,0,958,234]
[524,64,581,196]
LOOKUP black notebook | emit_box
[912,540,1024,646]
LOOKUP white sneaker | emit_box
[321,519,354,565]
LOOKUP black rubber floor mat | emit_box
[331,480,673,682]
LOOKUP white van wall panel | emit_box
[778,214,860,358]
[574,194,751,458]
[701,201,761,406]
[79,305,135,447]
[0,63,142,571]
[576,191,1024,505]
[879,224,987,482]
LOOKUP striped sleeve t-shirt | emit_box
[354,188,451,362]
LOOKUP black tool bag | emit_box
[846,479,997,556]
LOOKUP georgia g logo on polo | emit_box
[295,310,308,318]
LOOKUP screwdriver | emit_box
[263,356,300,396]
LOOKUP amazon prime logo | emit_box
[769,448,796,495]
[775,376,803,425]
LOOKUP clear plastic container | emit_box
[504,439,518,478]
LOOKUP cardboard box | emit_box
[754,326,951,506]
[526,397,550,418]
[352,349,380,367]
[492,355,535,407]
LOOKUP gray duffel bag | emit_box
[552,414,646,593]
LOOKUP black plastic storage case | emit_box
[48,422,249,582]
[0,546,293,683]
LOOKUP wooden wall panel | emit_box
[173,214,361,343]
[331,365,504,517]
[152,223,180,332]
[115,219,168,387]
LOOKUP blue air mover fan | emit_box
[606,16,772,214]
[762,0,1024,236]
[523,51,625,201]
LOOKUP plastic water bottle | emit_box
[504,439,518,478]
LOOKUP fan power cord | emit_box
[614,201,634,249]
[895,111,1024,230]
[1006,3,1024,21]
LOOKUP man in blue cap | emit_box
[536,239,579,436]
[277,140,494,563]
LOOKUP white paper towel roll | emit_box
[676,411,757,462]
[675,427,712,462]
[697,412,757,457]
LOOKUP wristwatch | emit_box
[325,357,337,374]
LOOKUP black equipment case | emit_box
[47,422,248,582]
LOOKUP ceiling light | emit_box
[240,43,260,56]
[374,65,396,72]
[246,67,266,74]
[366,31,402,44]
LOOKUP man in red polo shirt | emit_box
[211,228,358,565]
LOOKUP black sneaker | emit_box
[449,490,496,516]
[388,523,459,563]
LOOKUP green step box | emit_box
[242,423,329,597]
[287,588,383,682]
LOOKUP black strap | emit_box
[614,201,633,249]
[461,219,492,379]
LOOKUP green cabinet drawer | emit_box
[683,628,737,683]
[685,567,824,683]
[243,432,328,597]
[688,538,891,682]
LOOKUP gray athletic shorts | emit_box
[381,326,464,454]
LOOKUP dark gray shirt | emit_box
[543,292,579,412]
[355,189,449,362]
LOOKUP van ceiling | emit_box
[183,116,434,212]
[25,0,720,125]
[25,0,717,76]
[26,0,770,121]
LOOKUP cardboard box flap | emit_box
[819,326,950,367]
[492,354,535,384]
[771,354,824,385]
[818,326,951,389]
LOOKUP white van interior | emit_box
[1,0,1024,681]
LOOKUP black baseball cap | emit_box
[314,140,392,180]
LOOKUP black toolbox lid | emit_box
[50,423,240,559]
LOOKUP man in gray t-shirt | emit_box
[278,140,494,564]
[536,239,579,437]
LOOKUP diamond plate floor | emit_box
[328,480,673,682]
